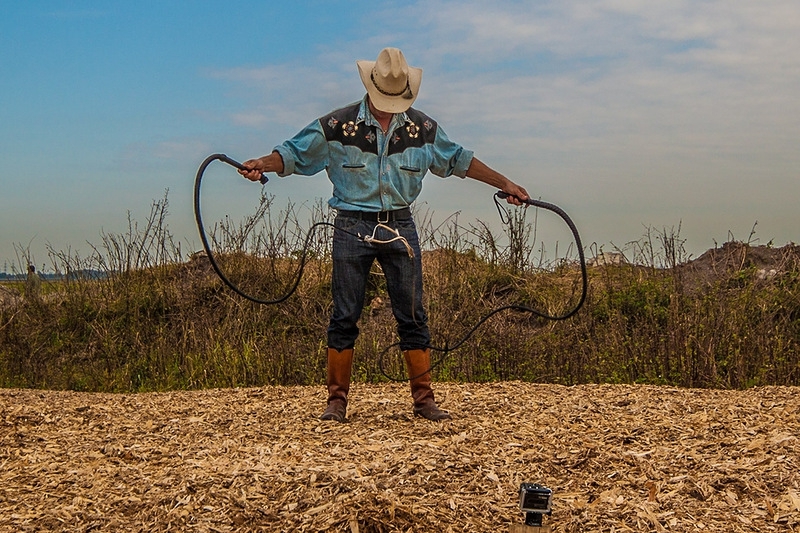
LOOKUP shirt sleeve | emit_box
[272,120,330,177]
[429,125,474,179]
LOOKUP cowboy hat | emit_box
[357,48,422,113]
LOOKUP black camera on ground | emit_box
[519,483,552,527]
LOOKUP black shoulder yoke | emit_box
[318,104,439,157]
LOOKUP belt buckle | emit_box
[378,211,390,224]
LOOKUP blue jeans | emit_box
[327,214,430,351]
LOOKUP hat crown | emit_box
[372,48,410,95]
[357,47,421,113]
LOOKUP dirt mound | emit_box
[674,242,800,289]
[2,383,798,532]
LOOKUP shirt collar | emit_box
[358,95,410,128]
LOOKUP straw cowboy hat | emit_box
[357,48,422,113]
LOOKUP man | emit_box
[26,264,41,301]
[240,48,529,422]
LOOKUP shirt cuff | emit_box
[272,145,294,177]
[453,149,475,178]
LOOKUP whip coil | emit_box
[194,154,587,381]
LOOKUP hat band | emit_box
[371,70,413,100]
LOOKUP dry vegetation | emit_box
[2,382,799,532]
[2,196,798,392]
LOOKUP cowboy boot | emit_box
[404,348,451,421]
[320,347,354,422]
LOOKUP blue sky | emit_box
[2,0,799,271]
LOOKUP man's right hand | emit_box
[238,151,284,181]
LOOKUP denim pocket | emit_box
[399,165,422,173]
[395,218,417,230]
[335,214,360,232]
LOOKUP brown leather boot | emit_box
[404,348,451,421]
[320,347,353,422]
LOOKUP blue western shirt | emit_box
[273,96,474,212]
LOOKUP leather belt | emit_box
[337,208,412,222]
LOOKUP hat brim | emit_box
[357,59,423,114]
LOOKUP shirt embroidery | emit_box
[342,121,358,137]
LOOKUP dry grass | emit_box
[2,382,799,532]
[4,194,799,391]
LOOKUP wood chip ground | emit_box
[2,383,799,532]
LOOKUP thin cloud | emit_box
[213,0,800,170]
[207,63,360,129]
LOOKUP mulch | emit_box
[1,382,799,532]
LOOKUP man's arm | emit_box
[465,157,530,206]
[238,151,285,181]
